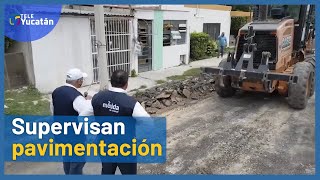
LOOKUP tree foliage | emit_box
[230,17,248,36]
[232,5,251,12]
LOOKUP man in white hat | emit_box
[51,68,92,175]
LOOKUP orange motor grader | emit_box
[202,5,315,109]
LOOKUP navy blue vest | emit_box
[92,90,137,116]
[92,90,137,155]
[52,86,85,145]
[52,86,83,116]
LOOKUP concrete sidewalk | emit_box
[79,57,222,96]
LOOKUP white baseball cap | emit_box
[66,68,88,81]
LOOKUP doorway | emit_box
[138,20,153,73]
[203,23,221,40]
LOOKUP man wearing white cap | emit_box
[51,68,92,175]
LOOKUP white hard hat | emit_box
[66,68,88,81]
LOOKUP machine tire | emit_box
[309,66,315,97]
[288,62,313,109]
[214,59,236,97]
[215,75,236,98]
[306,56,315,97]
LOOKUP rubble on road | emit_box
[133,74,216,114]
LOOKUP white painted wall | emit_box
[162,5,231,46]
[133,7,231,71]
[161,5,186,11]
[134,10,191,70]
[31,16,92,93]
[163,44,189,69]
[134,10,154,20]
[188,8,231,45]
[163,10,191,20]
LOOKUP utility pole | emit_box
[94,5,109,90]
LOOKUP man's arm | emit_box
[73,96,94,116]
[133,102,155,130]
[132,102,150,118]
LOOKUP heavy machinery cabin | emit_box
[202,5,315,109]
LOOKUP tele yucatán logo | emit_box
[9,14,21,26]
[8,13,55,26]
[5,4,61,41]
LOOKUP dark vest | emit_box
[52,86,83,116]
[92,90,137,152]
[92,90,137,116]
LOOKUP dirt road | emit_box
[5,92,315,175]
[139,92,315,174]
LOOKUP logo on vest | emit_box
[103,101,120,113]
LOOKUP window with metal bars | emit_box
[163,20,187,46]
[90,17,133,83]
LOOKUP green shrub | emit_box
[156,80,166,84]
[183,68,201,77]
[206,40,218,57]
[167,68,202,81]
[190,32,219,60]
[232,5,251,12]
[131,69,137,77]
[190,32,211,60]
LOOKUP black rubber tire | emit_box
[305,55,315,97]
[214,59,236,97]
[215,75,236,98]
[309,67,315,97]
[288,62,313,109]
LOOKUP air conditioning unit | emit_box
[171,31,182,39]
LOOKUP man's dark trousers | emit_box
[101,163,137,174]
[220,46,224,58]
[63,162,86,175]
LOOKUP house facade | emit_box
[6,5,232,93]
